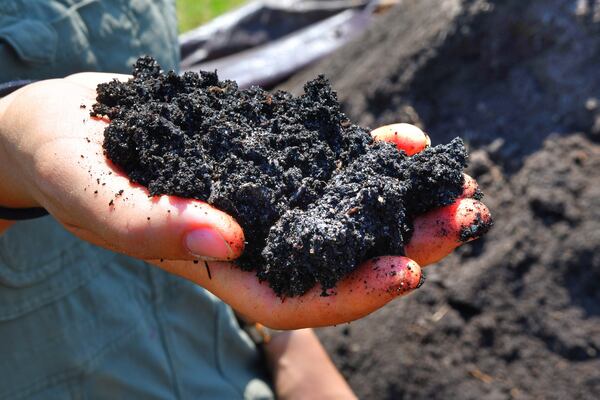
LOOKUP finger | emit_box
[405,198,492,267]
[32,119,244,261]
[156,256,422,330]
[461,173,479,198]
[371,123,431,156]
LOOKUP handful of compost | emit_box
[92,57,490,297]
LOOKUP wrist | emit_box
[0,91,40,209]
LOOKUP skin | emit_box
[264,329,357,400]
[0,73,491,330]
[371,123,431,155]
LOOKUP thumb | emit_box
[33,118,244,261]
[52,181,245,262]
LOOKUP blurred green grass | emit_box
[177,0,247,33]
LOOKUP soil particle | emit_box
[204,261,212,280]
[417,272,426,288]
[459,212,494,242]
[92,57,473,297]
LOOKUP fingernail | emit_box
[185,228,233,260]
[459,214,494,242]
[424,133,431,148]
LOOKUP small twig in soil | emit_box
[204,261,212,280]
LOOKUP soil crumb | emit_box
[93,57,473,297]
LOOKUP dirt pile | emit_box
[283,0,600,398]
[93,57,472,297]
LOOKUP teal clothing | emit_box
[0,1,274,399]
[0,0,179,79]
[0,221,272,399]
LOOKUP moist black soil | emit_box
[92,57,471,297]
[284,0,600,398]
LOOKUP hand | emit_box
[0,75,243,260]
[0,74,491,329]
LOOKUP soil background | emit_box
[282,1,600,399]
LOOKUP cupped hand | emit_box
[0,74,491,329]
[0,74,244,260]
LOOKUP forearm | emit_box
[0,89,41,236]
[0,89,39,209]
[0,96,15,231]
[264,329,356,400]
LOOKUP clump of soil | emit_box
[92,57,472,297]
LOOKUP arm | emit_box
[264,329,356,400]
[0,89,31,234]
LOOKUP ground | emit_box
[284,0,600,398]
[177,0,247,33]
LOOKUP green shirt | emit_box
[0,1,273,398]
